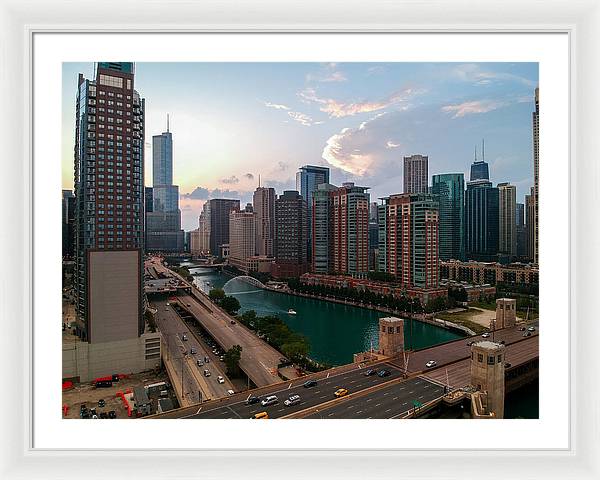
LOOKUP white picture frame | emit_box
[1,0,598,478]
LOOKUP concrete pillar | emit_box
[378,317,405,357]
[470,341,506,418]
[495,298,517,329]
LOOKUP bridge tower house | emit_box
[378,317,405,357]
[495,298,517,329]
[470,341,506,418]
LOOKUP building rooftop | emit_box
[473,341,505,350]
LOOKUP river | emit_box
[183,264,462,366]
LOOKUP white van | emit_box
[261,395,278,407]
[284,395,301,407]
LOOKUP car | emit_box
[98,399,105,408]
[334,388,349,398]
[230,320,236,325]
[527,326,536,332]
[284,395,301,406]
[91,415,99,419]
[217,376,225,384]
[100,412,108,419]
[219,356,225,361]
[303,380,317,388]
[187,303,191,307]
[79,404,87,412]
[190,347,197,355]
[518,326,526,331]
[481,333,490,338]
[81,412,90,419]
[261,395,279,407]
[252,412,269,419]
[425,360,437,368]
[364,369,376,376]
[196,360,204,367]
[166,302,170,306]
[182,334,188,341]
[108,410,117,419]
[227,389,235,396]
[164,308,169,312]
[377,369,391,378]
[89,408,97,416]
[203,370,211,377]
[504,362,512,368]
[245,396,260,405]
[523,332,532,337]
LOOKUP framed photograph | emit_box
[1,0,598,479]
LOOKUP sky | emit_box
[62,62,538,231]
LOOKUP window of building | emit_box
[487,355,495,365]
[477,353,483,363]
[99,74,123,88]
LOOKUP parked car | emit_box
[284,395,301,407]
[230,320,236,325]
[182,334,188,341]
[204,370,211,377]
[523,332,532,337]
[518,326,526,331]
[504,362,512,368]
[245,396,260,405]
[303,380,318,388]
[481,332,490,338]
[334,388,349,398]
[425,360,437,368]
[190,347,197,355]
[196,360,204,367]
[108,410,117,419]
[219,356,225,361]
[227,389,235,395]
[527,326,536,332]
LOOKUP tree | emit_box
[224,345,243,377]
[220,295,241,315]
[209,288,225,302]
[281,341,309,362]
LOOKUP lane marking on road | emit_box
[328,413,335,417]
[375,403,381,407]
[347,405,356,409]
[385,409,391,413]
[356,410,363,414]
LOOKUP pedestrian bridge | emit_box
[222,275,267,291]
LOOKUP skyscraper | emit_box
[516,202,528,259]
[229,203,256,273]
[253,186,275,257]
[296,165,330,259]
[498,182,517,260]
[532,87,539,264]
[470,141,490,181]
[526,187,535,261]
[432,173,464,261]
[273,190,308,278]
[311,183,370,277]
[146,118,184,252]
[403,154,429,194]
[465,179,499,262]
[198,201,211,255]
[209,198,240,256]
[73,62,145,343]
[62,189,76,259]
[378,193,440,289]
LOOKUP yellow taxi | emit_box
[252,411,269,419]
[334,388,349,398]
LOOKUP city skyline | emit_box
[62,61,538,230]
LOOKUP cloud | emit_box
[299,86,422,118]
[306,63,347,83]
[181,186,210,200]
[367,65,386,75]
[276,161,288,171]
[220,175,239,184]
[452,64,536,88]
[243,173,254,180]
[386,140,401,149]
[264,102,290,110]
[441,99,507,118]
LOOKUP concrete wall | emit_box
[88,250,140,343]
[63,332,161,382]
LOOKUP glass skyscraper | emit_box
[296,165,330,259]
[432,173,465,261]
[465,179,499,262]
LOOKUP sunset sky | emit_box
[62,62,538,230]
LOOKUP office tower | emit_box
[253,186,275,257]
[465,179,499,262]
[368,220,379,271]
[378,193,440,289]
[403,154,429,194]
[144,187,153,213]
[198,201,211,255]
[273,190,308,278]
[470,141,490,181]
[526,188,535,261]
[311,183,336,273]
[209,198,240,256]
[146,118,184,252]
[62,190,76,259]
[229,204,256,272]
[432,173,465,261]
[498,182,517,260]
[532,87,539,264]
[73,62,145,343]
[516,202,528,259]
[369,202,378,222]
[189,229,201,256]
[296,165,330,259]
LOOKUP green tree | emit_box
[220,295,241,315]
[281,341,309,362]
[209,288,225,302]
[224,345,243,377]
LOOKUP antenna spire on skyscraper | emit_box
[167,113,170,133]
[482,138,485,162]
[474,145,478,162]
[258,174,261,188]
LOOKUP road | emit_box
[153,298,234,402]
